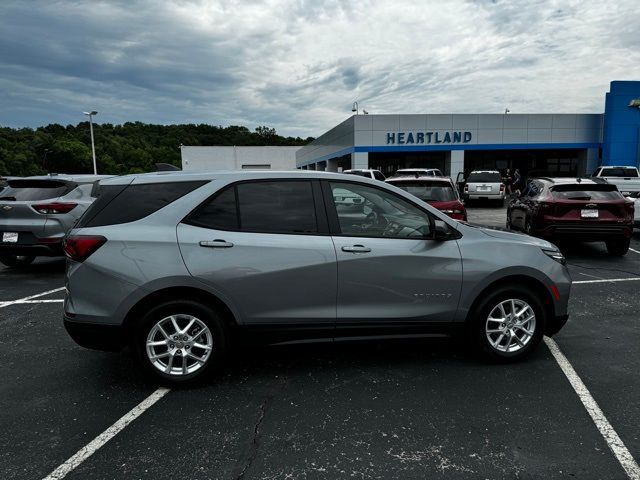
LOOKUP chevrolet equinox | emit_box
[63,171,571,385]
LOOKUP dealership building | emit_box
[296,81,640,179]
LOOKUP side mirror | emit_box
[433,220,453,241]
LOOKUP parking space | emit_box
[2,212,640,479]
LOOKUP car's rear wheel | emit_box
[135,300,228,385]
[606,237,630,256]
[470,286,546,361]
[0,255,35,268]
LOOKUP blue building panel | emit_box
[602,81,640,166]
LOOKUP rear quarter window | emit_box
[77,181,207,227]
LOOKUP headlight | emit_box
[542,248,566,265]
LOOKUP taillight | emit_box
[499,184,505,192]
[63,235,106,262]
[33,202,77,214]
[464,185,469,193]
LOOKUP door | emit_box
[323,180,463,328]
[177,179,337,326]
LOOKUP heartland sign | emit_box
[386,131,472,145]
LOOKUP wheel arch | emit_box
[122,286,239,333]
[464,274,554,326]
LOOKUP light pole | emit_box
[83,111,98,174]
[352,101,359,115]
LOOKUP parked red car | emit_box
[386,175,467,221]
[507,177,634,255]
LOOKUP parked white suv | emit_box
[343,169,386,181]
[463,170,505,204]
[592,166,640,194]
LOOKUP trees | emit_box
[0,123,312,176]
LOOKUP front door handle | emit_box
[341,244,371,253]
[199,239,234,248]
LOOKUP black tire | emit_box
[134,299,229,386]
[606,237,630,256]
[0,255,36,268]
[469,286,546,362]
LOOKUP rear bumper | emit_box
[535,223,633,240]
[64,316,124,351]
[545,314,569,336]
[0,241,63,257]
[466,193,505,200]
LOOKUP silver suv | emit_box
[0,174,112,267]
[463,170,505,204]
[63,171,571,385]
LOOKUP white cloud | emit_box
[0,0,638,136]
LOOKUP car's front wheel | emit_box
[605,237,630,256]
[135,300,229,385]
[471,286,546,361]
[0,255,35,268]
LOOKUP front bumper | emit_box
[64,316,124,351]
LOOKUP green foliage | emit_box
[0,122,313,176]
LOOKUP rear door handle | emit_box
[341,244,371,253]
[199,239,234,248]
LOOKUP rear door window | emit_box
[186,180,318,234]
[237,181,317,233]
[0,180,73,201]
[551,184,623,200]
[78,181,207,227]
[373,171,386,181]
[467,172,501,183]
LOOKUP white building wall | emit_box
[181,146,301,171]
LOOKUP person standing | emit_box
[513,168,523,195]
[503,168,513,194]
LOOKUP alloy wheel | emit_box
[485,299,536,353]
[145,314,213,376]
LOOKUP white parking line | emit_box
[0,287,65,308]
[42,387,170,480]
[545,337,640,480]
[573,277,640,285]
[629,248,640,255]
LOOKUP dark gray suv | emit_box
[63,171,571,385]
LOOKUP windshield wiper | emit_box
[566,196,591,200]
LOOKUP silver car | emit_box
[0,174,111,267]
[464,170,506,204]
[63,171,571,385]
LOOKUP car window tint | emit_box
[0,180,72,201]
[467,172,501,183]
[237,181,317,234]
[186,186,238,230]
[391,181,457,202]
[601,168,637,177]
[329,182,431,239]
[374,171,386,181]
[551,185,623,200]
[345,171,369,178]
[79,181,207,227]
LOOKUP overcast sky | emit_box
[1,0,638,137]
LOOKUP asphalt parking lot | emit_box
[2,206,640,480]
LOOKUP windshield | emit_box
[0,180,73,201]
[551,184,623,200]
[467,172,502,183]
[392,181,457,202]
